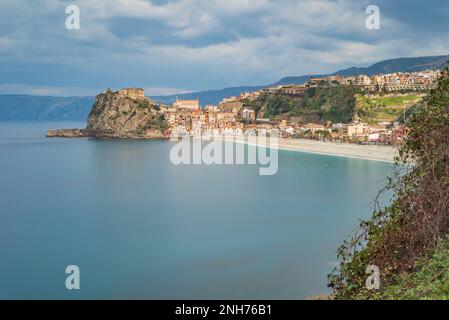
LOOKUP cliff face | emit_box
[86,88,168,136]
[46,88,169,139]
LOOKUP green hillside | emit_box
[242,85,429,125]
[355,93,424,123]
[244,86,358,124]
[362,237,449,300]
[154,55,447,104]
[274,55,448,85]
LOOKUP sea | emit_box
[0,121,393,299]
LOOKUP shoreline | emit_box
[218,136,398,163]
[47,128,398,162]
[276,138,397,163]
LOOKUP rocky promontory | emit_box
[46,88,169,139]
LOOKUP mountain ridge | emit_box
[153,55,448,105]
[1,54,447,121]
[0,94,94,121]
[274,54,449,86]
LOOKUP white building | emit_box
[347,123,368,136]
[173,98,200,110]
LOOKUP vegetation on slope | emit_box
[244,86,358,123]
[243,94,296,118]
[363,237,449,300]
[355,94,424,123]
[328,66,449,300]
[297,86,358,123]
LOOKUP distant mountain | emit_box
[274,55,449,85]
[1,55,447,121]
[333,55,449,76]
[272,75,324,86]
[0,95,94,121]
[151,85,266,106]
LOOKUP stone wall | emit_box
[118,88,145,99]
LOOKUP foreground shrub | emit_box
[328,66,449,299]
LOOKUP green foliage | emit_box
[88,106,102,118]
[243,94,295,119]
[265,95,295,116]
[365,237,449,300]
[134,100,169,135]
[295,86,358,123]
[245,86,358,123]
[138,113,169,135]
[136,99,151,110]
[329,65,449,300]
[315,130,330,138]
[356,94,423,123]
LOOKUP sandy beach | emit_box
[220,136,398,162]
[276,138,397,162]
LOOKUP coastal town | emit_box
[153,69,440,146]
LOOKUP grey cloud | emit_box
[0,0,448,96]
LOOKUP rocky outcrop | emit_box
[46,128,91,138]
[46,128,118,138]
[47,88,169,139]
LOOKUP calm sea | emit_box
[0,121,393,299]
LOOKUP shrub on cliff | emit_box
[244,86,358,123]
[328,65,449,299]
[366,236,449,300]
[295,86,358,123]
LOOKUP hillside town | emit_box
[152,69,441,146]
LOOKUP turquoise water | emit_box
[0,121,393,299]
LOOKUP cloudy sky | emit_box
[0,0,448,96]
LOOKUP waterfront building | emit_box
[300,123,327,133]
[347,123,368,137]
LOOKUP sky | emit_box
[0,0,448,96]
